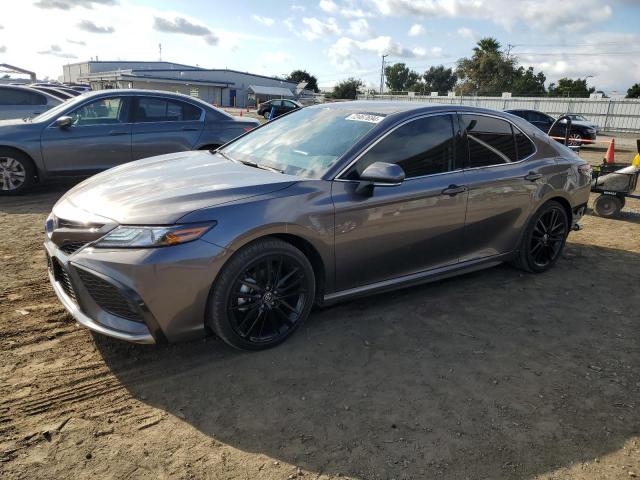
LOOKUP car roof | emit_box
[0,84,63,102]
[309,100,520,119]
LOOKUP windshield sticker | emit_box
[345,113,385,124]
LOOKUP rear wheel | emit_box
[208,238,316,350]
[511,201,569,273]
[594,194,622,217]
[568,132,582,147]
[0,149,36,195]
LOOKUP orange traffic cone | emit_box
[604,138,615,164]
[240,110,243,116]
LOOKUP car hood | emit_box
[0,118,41,135]
[57,150,299,224]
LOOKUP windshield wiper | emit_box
[217,150,284,174]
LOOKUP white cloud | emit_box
[300,17,341,40]
[291,4,306,11]
[456,27,474,39]
[252,15,275,27]
[348,18,374,37]
[255,51,293,75]
[319,0,338,13]
[329,35,426,70]
[370,0,612,33]
[408,24,425,36]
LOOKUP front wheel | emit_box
[207,238,316,350]
[0,149,36,195]
[511,201,569,273]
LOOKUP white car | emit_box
[0,85,62,120]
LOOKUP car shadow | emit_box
[0,181,77,215]
[95,243,640,479]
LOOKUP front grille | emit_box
[75,268,143,322]
[60,241,88,255]
[51,257,77,302]
[57,217,104,229]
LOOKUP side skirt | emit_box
[321,252,514,305]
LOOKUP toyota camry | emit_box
[45,102,591,350]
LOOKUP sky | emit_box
[0,0,639,94]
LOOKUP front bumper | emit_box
[45,238,230,343]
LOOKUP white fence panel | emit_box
[356,94,640,133]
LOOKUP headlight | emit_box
[94,223,215,248]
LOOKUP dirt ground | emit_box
[1,141,639,480]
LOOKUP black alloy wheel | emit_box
[208,238,315,350]
[512,201,569,273]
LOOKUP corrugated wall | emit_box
[356,94,640,132]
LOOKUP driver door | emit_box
[331,114,468,291]
[41,96,133,175]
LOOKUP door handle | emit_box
[441,184,468,196]
[109,130,128,136]
[524,171,543,182]
[181,127,199,131]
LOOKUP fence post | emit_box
[603,99,613,132]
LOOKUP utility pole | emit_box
[506,43,514,59]
[158,43,162,61]
[379,54,388,95]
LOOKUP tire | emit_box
[568,132,582,148]
[0,148,36,195]
[594,194,622,218]
[207,238,316,351]
[263,111,270,120]
[511,201,569,273]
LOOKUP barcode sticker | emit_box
[345,113,385,124]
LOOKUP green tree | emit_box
[333,77,364,99]
[548,78,596,98]
[626,83,640,98]
[285,69,319,93]
[422,65,457,95]
[384,63,420,92]
[511,66,546,96]
[455,37,515,95]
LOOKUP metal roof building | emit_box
[63,61,301,108]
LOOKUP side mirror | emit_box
[54,116,73,129]
[356,162,405,195]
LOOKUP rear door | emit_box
[131,96,204,160]
[41,96,133,175]
[332,113,468,290]
[458,113,555,261]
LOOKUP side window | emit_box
[135,98,202,122]
[0,88,46,106]
[345,115,456,180]
[460,115,517,168]
[514,128,535,160]
[69,97,127,125]
[271,100,283,107]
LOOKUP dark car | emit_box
[257,99,302,119]
[28,86,76,101]
[0,89,259,194]
[45,101,591,350]
[505,109,597,146]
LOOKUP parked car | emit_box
[257,99,302,119]
[28,85,76,101]
[44,102,591,350]
[0,89,259,194]
[0,85,62,120]
[505,109,597,146]
[563,113,601,133]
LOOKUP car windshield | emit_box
[221,107,383,179]
[568,114,587,121]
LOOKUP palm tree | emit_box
[473,38,501,55]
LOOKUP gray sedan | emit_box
[0,89,259,194]
[45,102,591,350]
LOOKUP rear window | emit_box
[460,114,517,168]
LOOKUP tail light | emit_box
[243,126,255,132]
